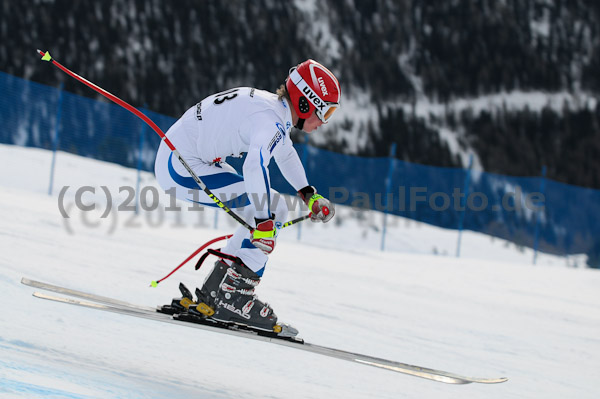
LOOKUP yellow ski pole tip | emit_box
[41,51,52,61]
[150,280,158,287]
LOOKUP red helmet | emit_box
[285,59,341,125]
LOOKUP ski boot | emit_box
[197,259,297,337]
[211,260,298,337]
[186,259,231,318]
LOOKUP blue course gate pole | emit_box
[298,134,310,241]
[456,154,474,257]
[135,106,148,215]
[533,166,547,265]
[381,143,397,251]
[48,82,64,196]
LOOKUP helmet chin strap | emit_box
[295,118,306,130]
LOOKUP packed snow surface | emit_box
[1,144,599,398]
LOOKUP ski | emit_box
[22,278,507,385]
[22,277,156,312]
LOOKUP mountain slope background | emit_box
[2,0,600,187]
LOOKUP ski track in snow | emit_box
[1,144,599,399]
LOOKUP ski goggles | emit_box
[316,102,339,123]
[290,69,339,123]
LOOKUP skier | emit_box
[154,59,341,336]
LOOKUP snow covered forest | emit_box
[2,0,600,188]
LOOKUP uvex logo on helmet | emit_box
[317,77,329,96]
[285,59,341,127]
[301,86,326,110]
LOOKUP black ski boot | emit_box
[210,260,274,329]
[186,259,230,317]
[210,260,298,337]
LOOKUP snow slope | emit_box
[1,144,599,399]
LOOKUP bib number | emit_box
[213,89,239,105]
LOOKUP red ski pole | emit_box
[150,234,232,287]
[37,49,255,231]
